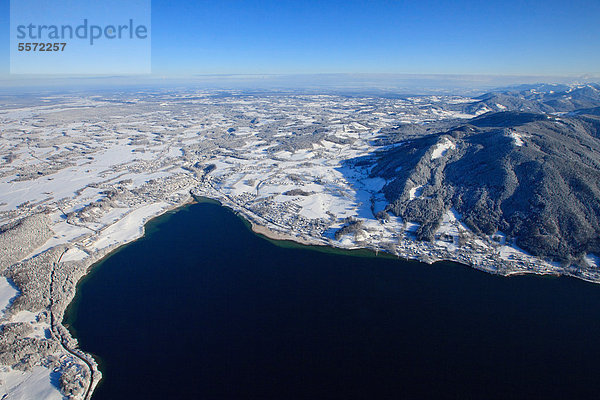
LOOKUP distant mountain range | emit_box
[372,84,600,265]
[461,82,600,114]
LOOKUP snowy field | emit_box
[0,276,18,318]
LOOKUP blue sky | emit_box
[1,0,599,78]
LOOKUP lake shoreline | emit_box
[60,192,598,399]
[58,195,197,400]
[67,197,600,400]
[194,193,594,283]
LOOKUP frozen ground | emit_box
[0,365,63,400]
[430,137,455,159]
[0,276,18,318]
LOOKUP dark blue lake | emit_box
[66,201,600,400]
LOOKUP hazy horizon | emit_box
[1,72,598,96]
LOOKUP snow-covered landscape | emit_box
[1,86,600,399]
